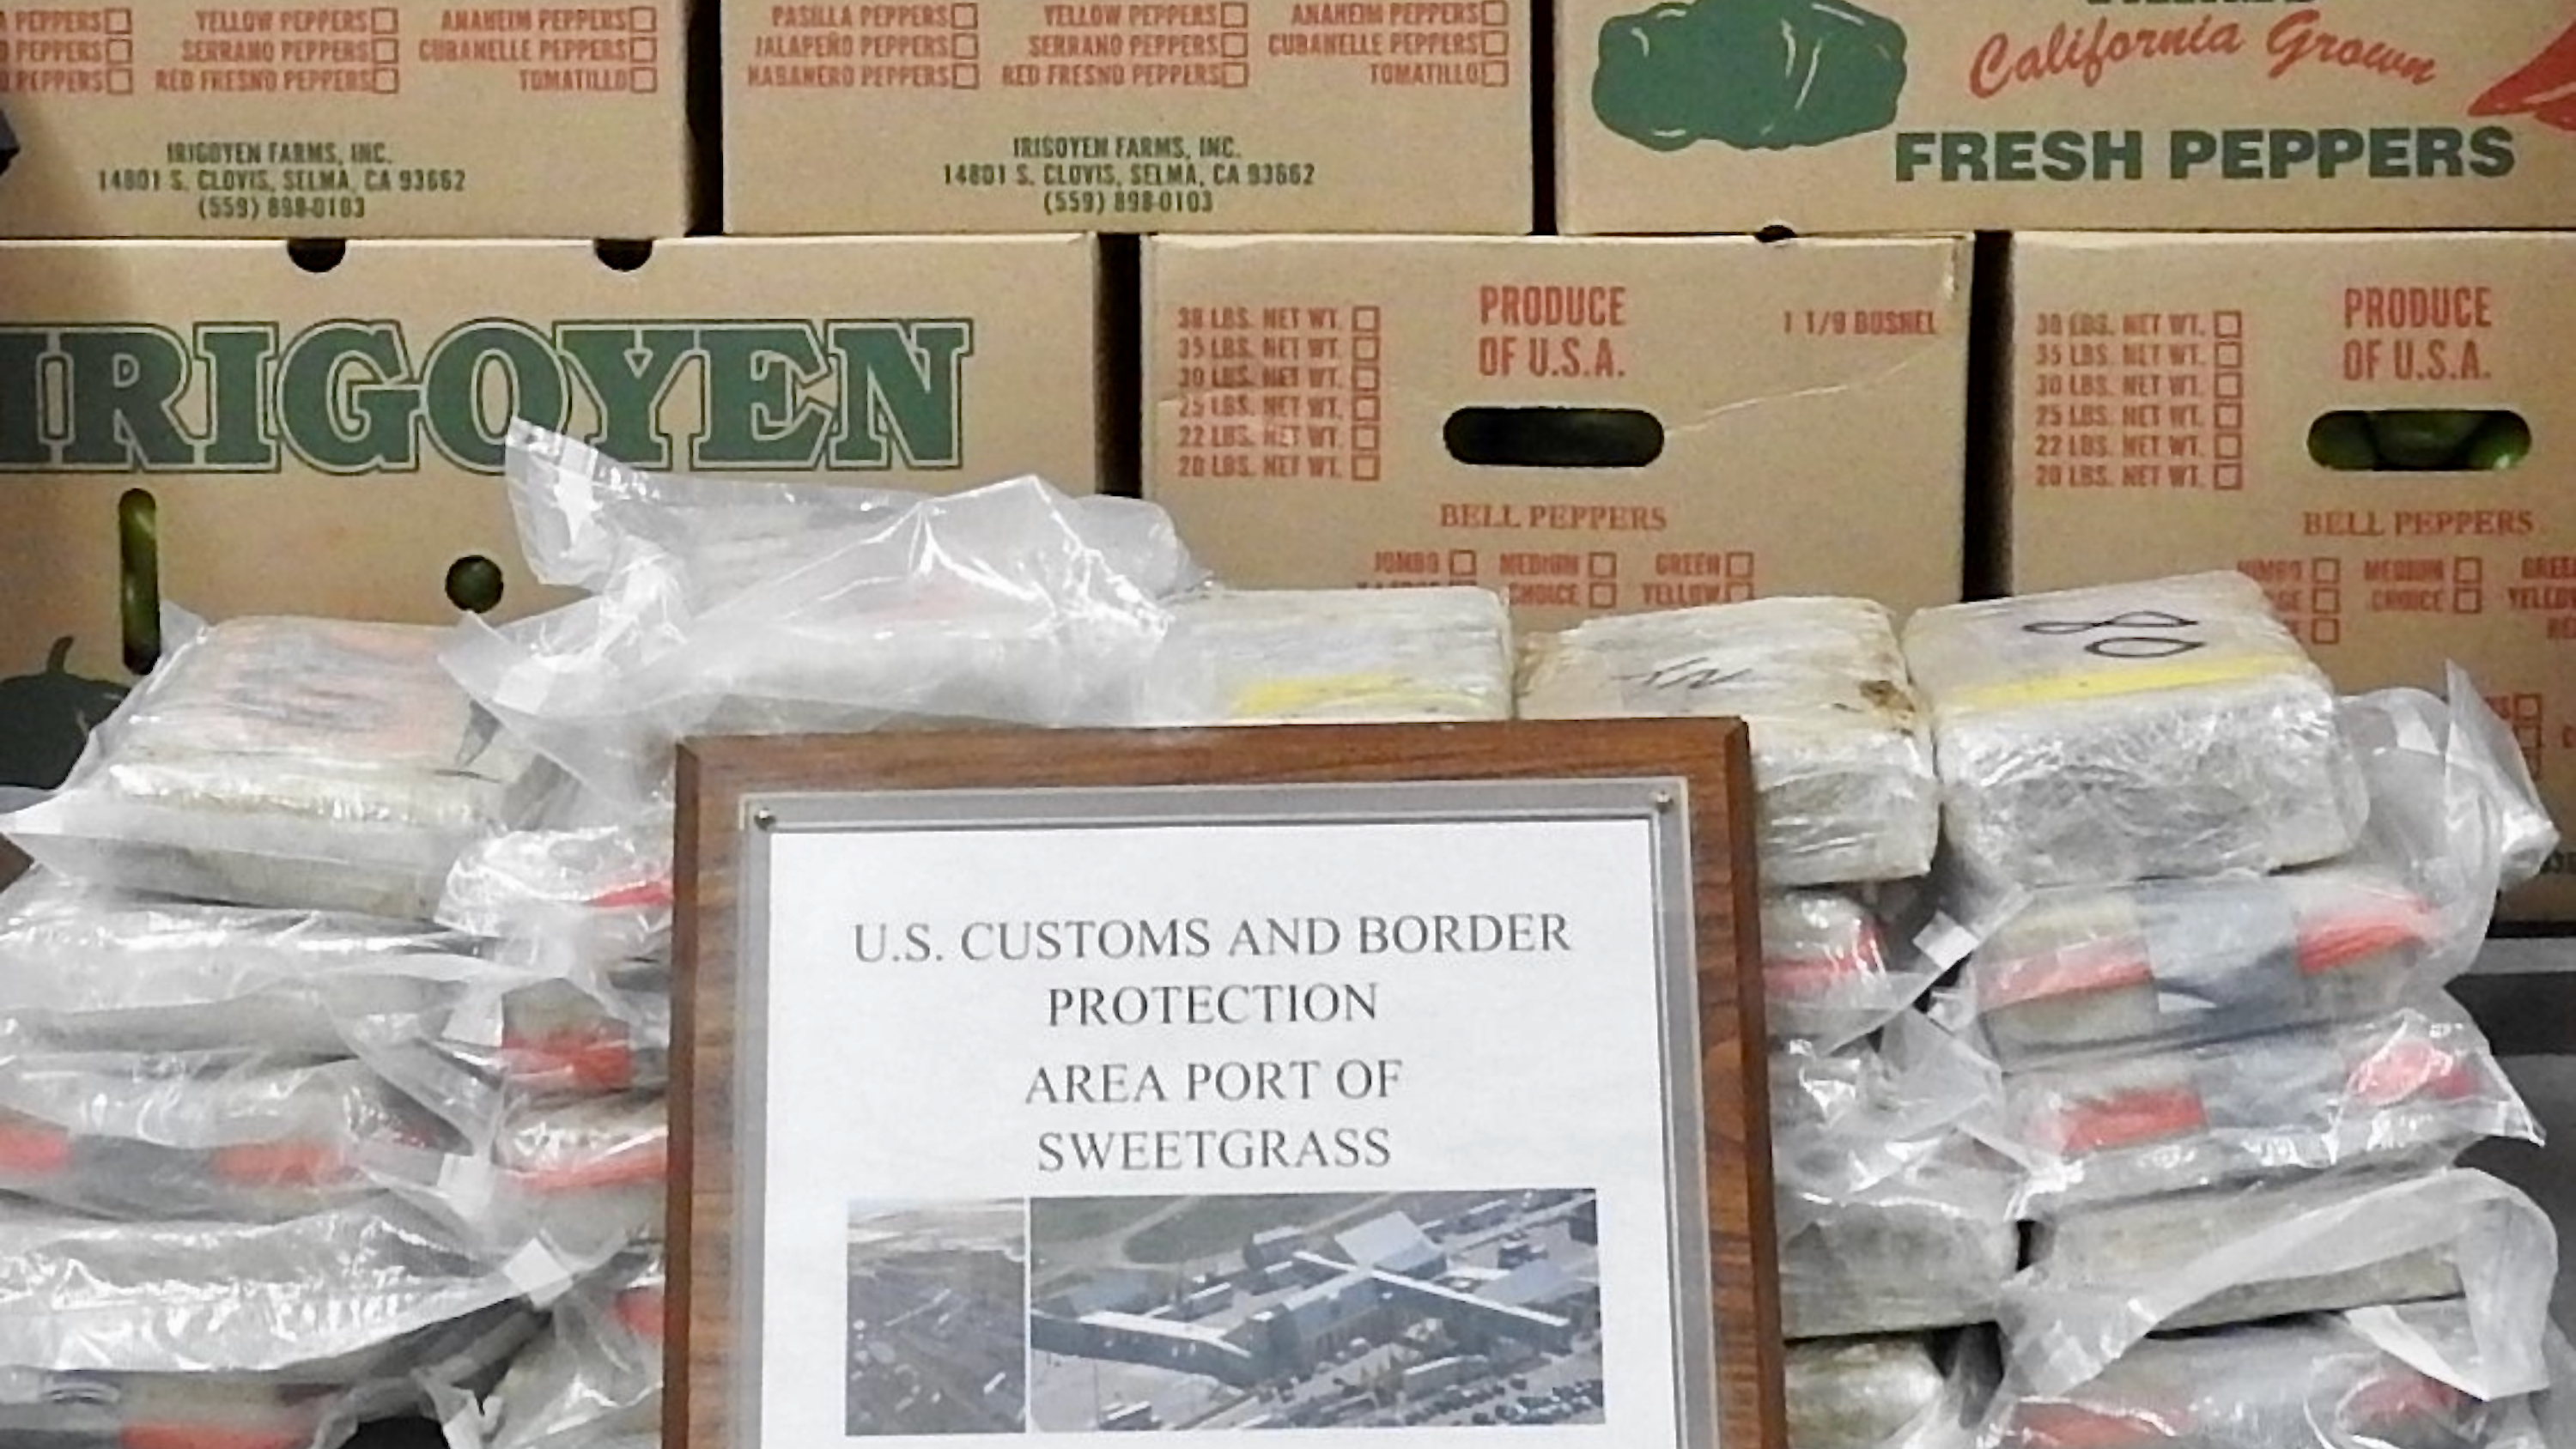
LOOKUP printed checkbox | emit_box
[951,62,979,88]
[2214,311,2243,338]
[374,66,399,93]
[2312,617,2342,646]
[1220,31,1246,57]
[1724,581,1756,603]
[372,36,398,62]
[1482,0,1509,24]
[630,35,655,64]
[1588,582,1619,610]
[1354,366,1381,392]
[1221,2,1249,26]
[2454,590,2485,616]
[1449,549,1477,577]
[105,8,131,34]
[1480,59,1506,86]
[1726,551,1754,579]
[2310,558,2338,584]
[2456,556,2484,585]
[1480,29,1508,56]
[2215,463,2244,491]
[372,7,398,33]
[2215,373,2243,399]
[1355,425,1381,452]
[953,33,977,58]
[951,3,978,27]
[106,37,131,63]
[2215,341,2243,367]
[1221,61,1248,88]
[1354,456,1381,482]
[1353,306,1381,333]
[2215,402,2242,429]
[631,4,657,30]
[1353,335,1380,362]
[1354,396,1382,421]
[1589,552,1618,579]
[631,65,657,92]
[2216,432,2242,460]
[2314,586,2342,615]
[106,66,131,93]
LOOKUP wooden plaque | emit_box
[673,721,1781,1449]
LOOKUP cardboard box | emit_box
[0,234,1106,791]
[1558,0,2576,234]
[725,0,1529,234]
[1145,234,1970,628]
[0,1,687,238]
[2001,232,2576,921]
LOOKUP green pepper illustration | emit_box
[0,639,129,790]
[1594,0,1908,154]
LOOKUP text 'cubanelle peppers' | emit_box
[1593,0,1908,154]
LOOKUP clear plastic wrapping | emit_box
[1774,1021,2022,1340]
[1947,670,2553,1068]
[1136,586,1513,724]
[438,815,675,963]
[0,1052,464,1222]
[489,1094,665,1264]
[1764,891,1946,1051]
[1787,1334,1991,1449]
[1982,1312,2527,1449]
[0,872,493,1057]
[1997,999,2536,1214]
[450,1250,663,1449]
[441,421,1204,806]
[0,1306,535,1449]
[1903,573,2365,889]
[0,1197,571,1374]
[1517,597,1939,887]
[1,615,553,917]
[2004,1170,2556,1397]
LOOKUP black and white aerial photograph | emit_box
[846,1199,1031,1436]
[1026,1189,1605,1433]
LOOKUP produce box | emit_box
[1143,234,1970,628]
[723,0,1531,234]
[0,0,687,238]
[0,235,1107,791]
[1999,231,2576,921]
[1557,0,2576,234]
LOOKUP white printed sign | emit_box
[744,801,1711,1449]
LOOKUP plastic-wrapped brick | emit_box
[0,615,554,917]
[1773,1022,2021,1340]
[2005,1171,2555,1397]
[1786,1335,1989,1449]
[1138,587,1512,725]
[1762,891,1945,1050]
[442,1250,663,1449]
[1902,573,2363,889]
[1997,998,2535,1213]
[1517,598,1937,887]
[1984,1313,2524,1449]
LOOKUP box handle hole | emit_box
[593,240,655,273]
[118,488,160,675]
[1443,408,1665,470]
[286,239,347,275]
[445,555,507,614]
[2310,409,2531,472]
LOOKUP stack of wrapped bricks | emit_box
[3,416,2567,1447]
[1516,571,2567,1449]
